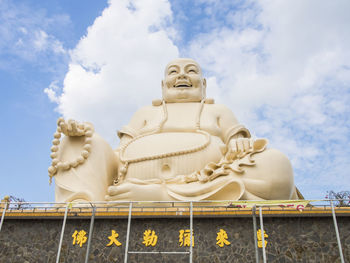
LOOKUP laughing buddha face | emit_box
[162,58,207,103]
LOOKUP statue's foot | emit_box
[105,182,174,202]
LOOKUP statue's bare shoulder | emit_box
[132,104,162,118]
[203,103,240,127]
[207,103,234,114]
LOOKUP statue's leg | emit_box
[54,133,118,202]
[240,148,295,200]
[167,175,245,201]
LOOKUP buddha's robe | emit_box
[116,101,249,200]
[54,101,297,202]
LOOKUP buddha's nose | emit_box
[178,72,187,79]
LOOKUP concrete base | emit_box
[0,208,349,262]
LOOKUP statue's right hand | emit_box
[49,118,94,183]
[57,117,93,137]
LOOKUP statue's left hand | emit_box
[105,183,169,201]
[228,138,254,154]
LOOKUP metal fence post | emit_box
[259,206,267,263]
[124,202,133,263]
[56,204,69,263]
[189,201,193,263]
[0,202,8,233]
[85,205,96,263]
[330,200,345,263]
[252,205,259,263]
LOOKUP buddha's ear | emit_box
[202,78,207,98]
[161,80,166,99]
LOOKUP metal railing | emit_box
[0,199,348,263]
[1,200,350,215]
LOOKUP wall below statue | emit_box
[0,214,349,262]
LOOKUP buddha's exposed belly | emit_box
[122,132,225,181]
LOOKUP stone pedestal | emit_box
[0,208,349,262]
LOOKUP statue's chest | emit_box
[142,103,221,136]
[164,104,199,130]
[159,103,221,136]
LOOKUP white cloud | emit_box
[44,81,60,104]
[33,30,49,50]
[46,0,350,198]
[186,0,350,198]
[48,0,179,146]
[0,0,69,70]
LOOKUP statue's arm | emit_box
[215,105,250,140]
[51,118,118,202]
[117,106,152,139]
[49,118,95,179]
[215,104,253,154]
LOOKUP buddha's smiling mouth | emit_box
[174,82,192,88]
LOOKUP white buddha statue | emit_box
[49,58,299,203]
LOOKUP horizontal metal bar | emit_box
[1,199,349,212]
[1,198,348,205]
[128,251,190,254]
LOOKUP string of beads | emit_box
[114,100,210,185]
[48,118,93,184]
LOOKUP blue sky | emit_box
[1,0,350,201]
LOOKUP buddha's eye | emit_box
[169,70,177,75]
[187,68,197,73]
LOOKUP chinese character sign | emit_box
[106,230,122,247]
[179,229,194,247]
[71,227,269,250]
[142,230,158,247]
[72,230,87,247]
[257,229,268,248]
[216,229,231,247]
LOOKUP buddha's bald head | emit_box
[162,58,206,103]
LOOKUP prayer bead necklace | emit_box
[48,119,93,184]
[115,100,211,185]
